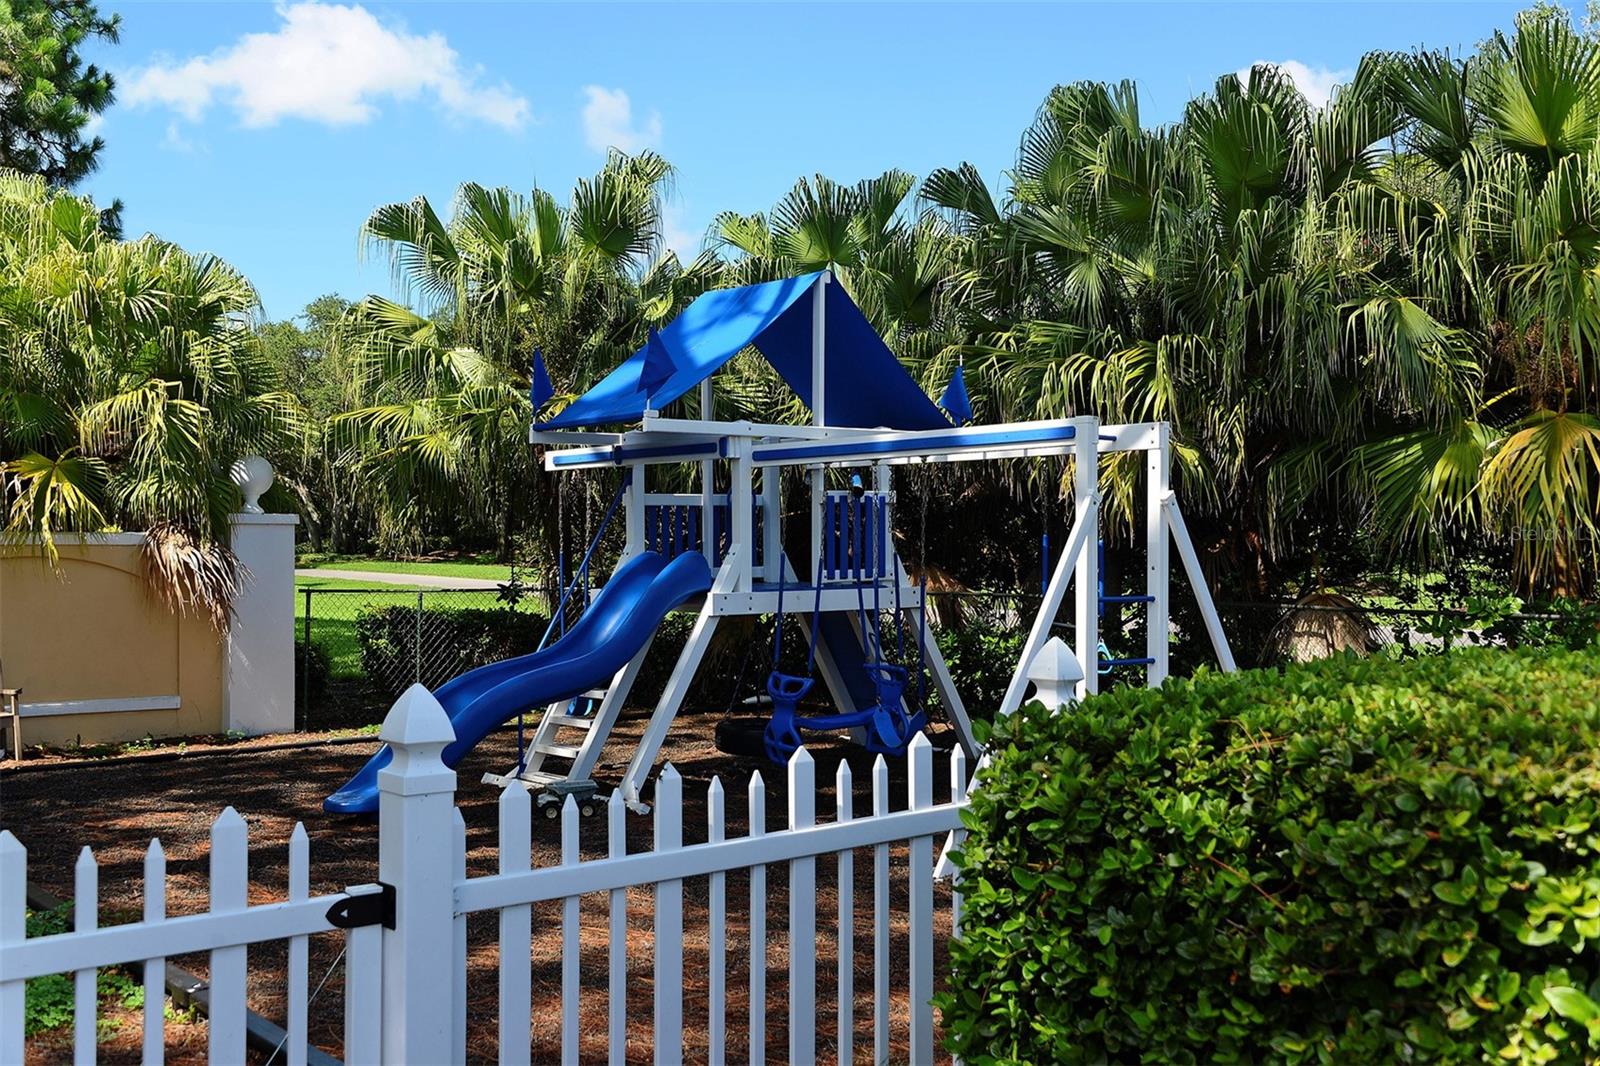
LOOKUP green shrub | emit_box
[934,619,1025,721]
[943,646,1600,1064]
[355,606,548,696]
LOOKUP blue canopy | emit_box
[536,272,950,431]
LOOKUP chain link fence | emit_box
[294,579,1595,734]
[296,585,556,731]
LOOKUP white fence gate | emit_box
[0,684,971,1064]
[1,813,386,1066]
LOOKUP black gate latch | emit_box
[326,882,395,930]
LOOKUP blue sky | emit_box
[82,1,1546,320]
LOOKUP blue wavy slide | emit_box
[323,550,713,815]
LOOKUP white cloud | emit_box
[580,86,661,153]
[124,2,529,130]
[1235,60,1351,109]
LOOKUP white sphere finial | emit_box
[1026,636,1085,712]
[230,455,274,514]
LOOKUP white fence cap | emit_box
[1026,636,1083,711]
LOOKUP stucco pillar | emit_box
[226,458,298,734]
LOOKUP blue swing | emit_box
[763,486,928,763]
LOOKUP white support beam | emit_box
[1072,416,1100,699]
[901,551,976,757]
[811,272,829,427]
[529,429,626,446]
[729,442,754,593]
[542,435,724,472]
[809,466,824,584]
[919,631,975,757]
[808,271,830,584]
[1145,423,1171,686]
[1162,494,1238,673]
[539,420,1169,473]
[623,468,645,562]
[640,416,870,441]
[620,604,719,813]
[700,381,717,568]
[998,499,1097,718]
[750,420,1083,468]
[618,550,742,811]
[761,466,781,583]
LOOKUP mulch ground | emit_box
[2,707,966,1064]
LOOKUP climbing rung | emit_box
[482,768,566,788]
[1099,656,1156,667]
[1099,594,1155,604]
[546,715,595,730]
[533,742,583,759]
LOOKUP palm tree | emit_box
[711,169,962,425]
[0,170,298,626]
[1356,6,1600,594]
[337,151,718,560]
[922,65,1482,591]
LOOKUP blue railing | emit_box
[821,491,891,582]
[644,494,763,567]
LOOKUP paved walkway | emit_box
[294,568,504,590]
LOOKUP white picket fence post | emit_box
[0,833,24,1065]
[376,683,458,1065]
[653,766,685,1065]
[787,749,816,1064]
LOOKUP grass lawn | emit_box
[295,552,515,582]
[296,581,432,678]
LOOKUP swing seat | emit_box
[767,672,814,704]
[761,661,926,764]
[762,670,814,764]
[860,661,923,756]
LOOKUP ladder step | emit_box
[482,768,567,788]
[533,743,583,759]
[1099,656,1156,667]
[546,714,596,729]
[1099,594,1156,604]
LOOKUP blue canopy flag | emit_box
[529,349,554,412]
[640,326,676,406]
[939,363,973,425]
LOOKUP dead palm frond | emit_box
[139,520,245,633]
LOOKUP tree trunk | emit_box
[284,476,324,551]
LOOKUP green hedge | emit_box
[943,646,1600,1064]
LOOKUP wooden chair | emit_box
[0,659,20,762]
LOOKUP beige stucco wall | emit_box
[0,537,227,747]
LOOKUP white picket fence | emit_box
[0,814,385,1066]
[0,684,971,1064]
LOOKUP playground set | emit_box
[323,271,1236,816]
